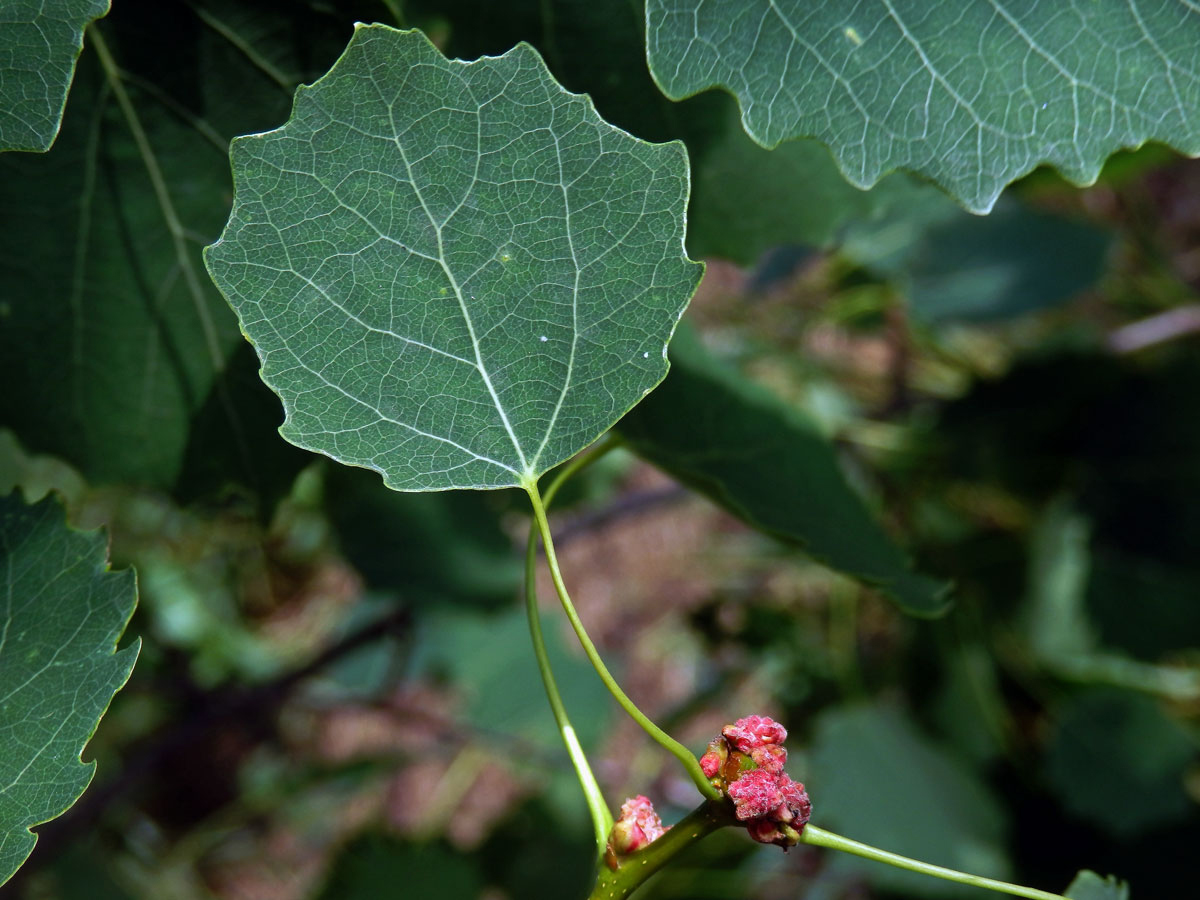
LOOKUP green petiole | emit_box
[522,436,721,803]
[800,825,1069,900]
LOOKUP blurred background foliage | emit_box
[3,0,1198,898]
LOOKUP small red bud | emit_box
[722,715,788,754]
[610,795,668,855]
[750,743,787,774]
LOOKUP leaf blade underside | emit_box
[0,494,138,885]
[646,0,1200,213]
[205,25,702,492]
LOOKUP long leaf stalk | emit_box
[800,826,1069,900]
[524,524,613,858]
[521,436,720,802]
[523,474,720,802]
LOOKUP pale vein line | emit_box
[68,80,107,429]
[989,0,1135,120]
[1,707,73,793]
[530,124,583,471]
[274,344,518,473]
[764,0,877,131]
[387,85,531,475]
[1122,0,1190,117]
[243,175,517,478]
[0,566,91,706]
[880,0,1004,135]
[242,260,478,367]
[0,540,13,658]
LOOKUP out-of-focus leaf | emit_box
[902,205,1111,322]
[323,464,520,609]
[1023,500,1200,700]
[687,102,1112,319]
[412,605,611,750]
[406,0,726,153]
[174,342,314,508]
[841,198,1111,321]
[687,96,943,264]
[806,703,1010,897]
[933,642,1006,765]
[1045,689,1196,838]
[477,798,597,900]
[1026,498,1095,660]
[205,25,700,492]
[1065,870,1131,900]
[0,0,108,152]
[0,493,139,885]
[317,835,482,900]
[0,431,86,510]
[0,1,349,497]
[1088,551,1200,659]
[619,329,951,616]
[646,0,1200,213]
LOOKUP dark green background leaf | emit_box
[1045,690,1196,838]
[686,96,942,265]
[806,703,1010,897]
[412,604,612,751]
[316,836,482,900]
[619,329,950,616]
[0,494,138,885]
[0,1,354,498]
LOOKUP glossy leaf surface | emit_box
[206,26,700,491]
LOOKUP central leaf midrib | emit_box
[529,127,581,474]
[389,96,530,478]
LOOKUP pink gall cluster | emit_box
[722,714,788,753]
[609,794,669,856]
[701,715,811,848]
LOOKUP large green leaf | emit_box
[645,0,1200,213]
[0,493,138,885]
[618,330,950,616]
[205,25,701,491]
[0,0,108,152]
[0,1,353,496]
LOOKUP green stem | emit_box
[522,474,721,802]
[525,524,613,859]
[590,800,733,900]
[801,825,1068,900]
